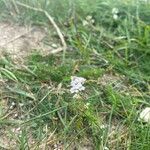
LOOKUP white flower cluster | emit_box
[82,15,95,26]
[112,8,119,20]
[70,76,86,94]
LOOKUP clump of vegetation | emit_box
[0,0,150,149]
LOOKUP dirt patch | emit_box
[0,22,56,64]
[108,122,129,150]
[98,73,141,96]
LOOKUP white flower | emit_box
[82,20,89,26]
[112,8,119,14]
[83,15,95,26]
[112,8,119,20]
[113,14,118,20]
[86,15,92,21]
[138,107,150,123]
[91,19,95,24]
[70,76,86,94]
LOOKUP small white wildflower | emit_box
[138,107,150,123]
[79,85,85,91]
[72,76,86,84]
[104,147,109,150]
[86,15,92,21]
[82,20,89,26]
[113,14,118,20]
[112,8,119,20]
[112,8,119,14]
[70,76,86,94]
[91,19,95,24]
[83,15,95,26]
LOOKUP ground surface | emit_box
[0,22,54,63]
[0,0,150,150]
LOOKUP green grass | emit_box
[0,0,150,149]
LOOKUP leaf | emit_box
[6,86,35,100]
[0,68,18,82]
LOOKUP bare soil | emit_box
[0,22,55,64]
